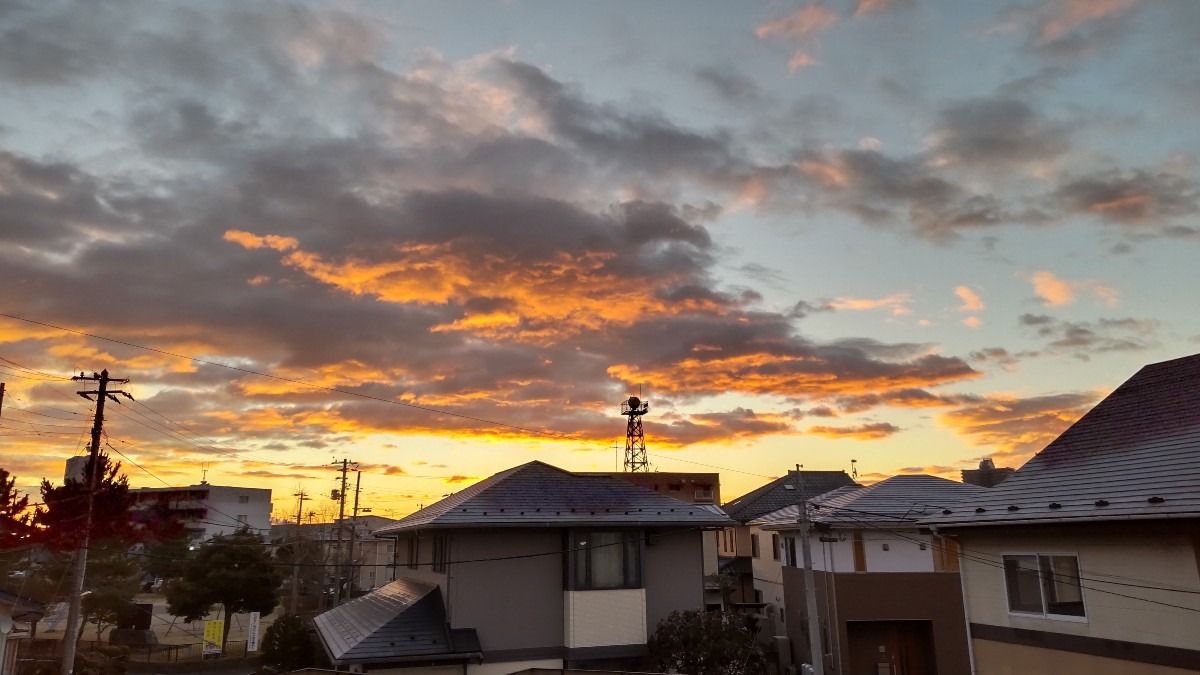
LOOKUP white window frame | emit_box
[1001,551,1088,623]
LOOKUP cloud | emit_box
[835,388,982,414]
[939,391,1101,463]
[969,347,1022,371]
[1049,169,1198,226]
[829,293,912,316]
[853,0,915,18]
[986,0,1143,60]
[807,422,902,440]
[927,97,1069,168]
[1018,314,1158,359]
[1028,271,1119,307]
[787,51,820,71]
[954,286,984,312]
[693,66,761,104]
[755,5,839,39]
[961,317,982,328]
[444,475,477,484]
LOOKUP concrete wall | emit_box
[959,528,1200,651]
[445,528,565,654]
[644,528,704,635]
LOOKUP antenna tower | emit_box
[621,396,650,472]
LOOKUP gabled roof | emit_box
[312,578,480,665]
[752,476,988,529]
[926,353,1200,529]
[722,470,858,523]
[374,461,733,535]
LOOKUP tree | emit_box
[165,528,282,650]
[645,610,768,675]
[0,468,34,584]
[260,614,327,673]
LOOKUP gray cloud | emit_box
[930,97,1069,167]
[1018,314,1159,360]
[1049,169,1198,226]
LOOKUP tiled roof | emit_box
[925,353,1200,529]
[721,470,858,523]
[374,461,733,535]
[751,476,988,528]
[312,578,480,665]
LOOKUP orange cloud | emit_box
[808,422,901,440]
[1029,271,1119,308]
[788,51,820,71]
[800,159,851,188]
[954,286,984,312]
[1039,0,1137,43]
[829,292,912,316]
[223,230,299,251]
[939,391,1101,464]
[853,0,901,17]
[755,4,838,39]
[961,316,982,329]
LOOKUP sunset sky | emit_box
[1,0,1198,521]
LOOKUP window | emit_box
[235,515,248,523]
[406,538,419,569]
[772,533,780,561]
[852,531,866,572]
[751,533,760,558]
[753,589,764,604]
[432,535,449,574]
[238,496,250,504]
[386,543,394,554]
[1003,554,1085,618]
[782,536,797,567]
[571,530,641,590]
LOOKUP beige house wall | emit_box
[972,638,1198,675]
[959,529,1200,650]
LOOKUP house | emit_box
[129,482,272,542]
[961,458,1014,488]
[754,475,987,675]
[925,353,1200,674]
[0,589,42,675]
[718,470,857,615]
[312,461,732,674]
[271,514,401,605]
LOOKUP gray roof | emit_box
[752,476,988,529]
[925,353,1200,529]
[312,578,480,665]
[721,470,858,523]
[374,461,733,535]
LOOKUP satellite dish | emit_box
[627,396,641,409]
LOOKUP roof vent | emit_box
[942,509,952,515]
[1048,503,1062,510]
[1148,496,1165,505]
[975,507,986,514]
[1095,499,1109,507]
[1007,505,1019,511]
[784,485,795,490]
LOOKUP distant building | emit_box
[64,456,87,483]
[581,471,719,505]
[130,483,272,542]
[961,458,1015,487]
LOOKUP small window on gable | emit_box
[1003,554,1085,619]
[407,537,419,569]
[751,533,760,558]
[432,535,450,574]
[238,496,250,504]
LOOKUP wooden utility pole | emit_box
[0,382,6,419]
[290,490,307,614]
[795,464,825,675]
[331,459,353,606]
[61,370,129,675]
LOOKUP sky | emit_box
[1,0,1198,522]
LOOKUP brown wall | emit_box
[643,528,704,635]
[972,638,1199,675]
[445,528,566,654]
[782,568,970,675]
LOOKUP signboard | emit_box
[246,612,261,652]
[203,619,224,655]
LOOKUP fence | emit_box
[10,638,253,666]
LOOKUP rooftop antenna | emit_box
[621,395,650,472]
[201,463,209,485]
[851,459,858,480]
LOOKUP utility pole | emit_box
[61,370,129,675]
[290,490,307,614]
[331,459,353,606]
[346,470,362,599]
[0,382,6,419]
[795,464,825,675]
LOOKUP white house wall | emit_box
[861,530,934,573]
[961,529,1200,651]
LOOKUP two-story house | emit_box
[755,475,987,674]
[925,353,1200,674]
[312,461,732,674]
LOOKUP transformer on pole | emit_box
[621,396,650,472]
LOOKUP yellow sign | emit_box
[203,620,224,655]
